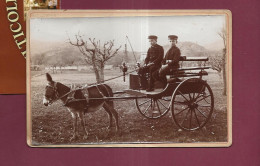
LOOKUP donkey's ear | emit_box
[46,73,53,83]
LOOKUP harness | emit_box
[48,82,110,109]
[47,68,138,107]
[95,83,113,101]
[64,84,90,108]
[46,82,85,106]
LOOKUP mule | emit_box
[43,73,119,140]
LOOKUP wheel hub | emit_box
[188,102,198,109]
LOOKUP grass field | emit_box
[30,69,227,145]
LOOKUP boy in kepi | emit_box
[138,35,164,92]
[153,35,181,87]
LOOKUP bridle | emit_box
[46,82,80,105]
[45,82,60,105]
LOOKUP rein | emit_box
[88,68,138,86]
[49,68,139,104]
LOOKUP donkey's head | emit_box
[43,73,59,106]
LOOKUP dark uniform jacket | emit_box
[162,45,181,68]
[145,44,164,67]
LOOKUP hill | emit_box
[163,42,208,57]
[31,40,223,67]
[204,40,224,51]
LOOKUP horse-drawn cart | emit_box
[110,56,214,131]
[44,56,214,134]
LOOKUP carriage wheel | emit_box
[135,96,171,119]
[171,78,214,131]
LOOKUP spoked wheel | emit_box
[171,78,214,131]
[135,96,171,119]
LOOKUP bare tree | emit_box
[68,33,121,83]
[209,53,223,73]
[57,60,65,73]
[32,53,45,66]
[57,53,79,73]
[208,25,227,95]
[45,56,58,74]
[218,26,227,96]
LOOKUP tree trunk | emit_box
[222,49,227,96]
[90,50,102,83]
[93,66,101,83]
[100,65,105,83]
[92,62,101,83]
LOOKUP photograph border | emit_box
[26,9,232,147]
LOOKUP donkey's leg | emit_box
[103,102,119,133]
[79,111,89,139]
[70,112,78,141]
[103,104,113,130]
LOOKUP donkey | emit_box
[43,73,119,140]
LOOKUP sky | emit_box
[30,15,226,52]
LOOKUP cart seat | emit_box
[165,70,185,77]
[167,77,181,83]
[164,69,185,75]
[179,56,209,61]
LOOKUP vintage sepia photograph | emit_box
[27,10,232,147]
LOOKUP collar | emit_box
[170,45,177,49]
[151,44,158,48]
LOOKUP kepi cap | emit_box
[168,35,178,40]
[148,35,158,40]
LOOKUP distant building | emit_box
[44,65,115,71]
[44,65,91,71]
[31,65,40,71]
